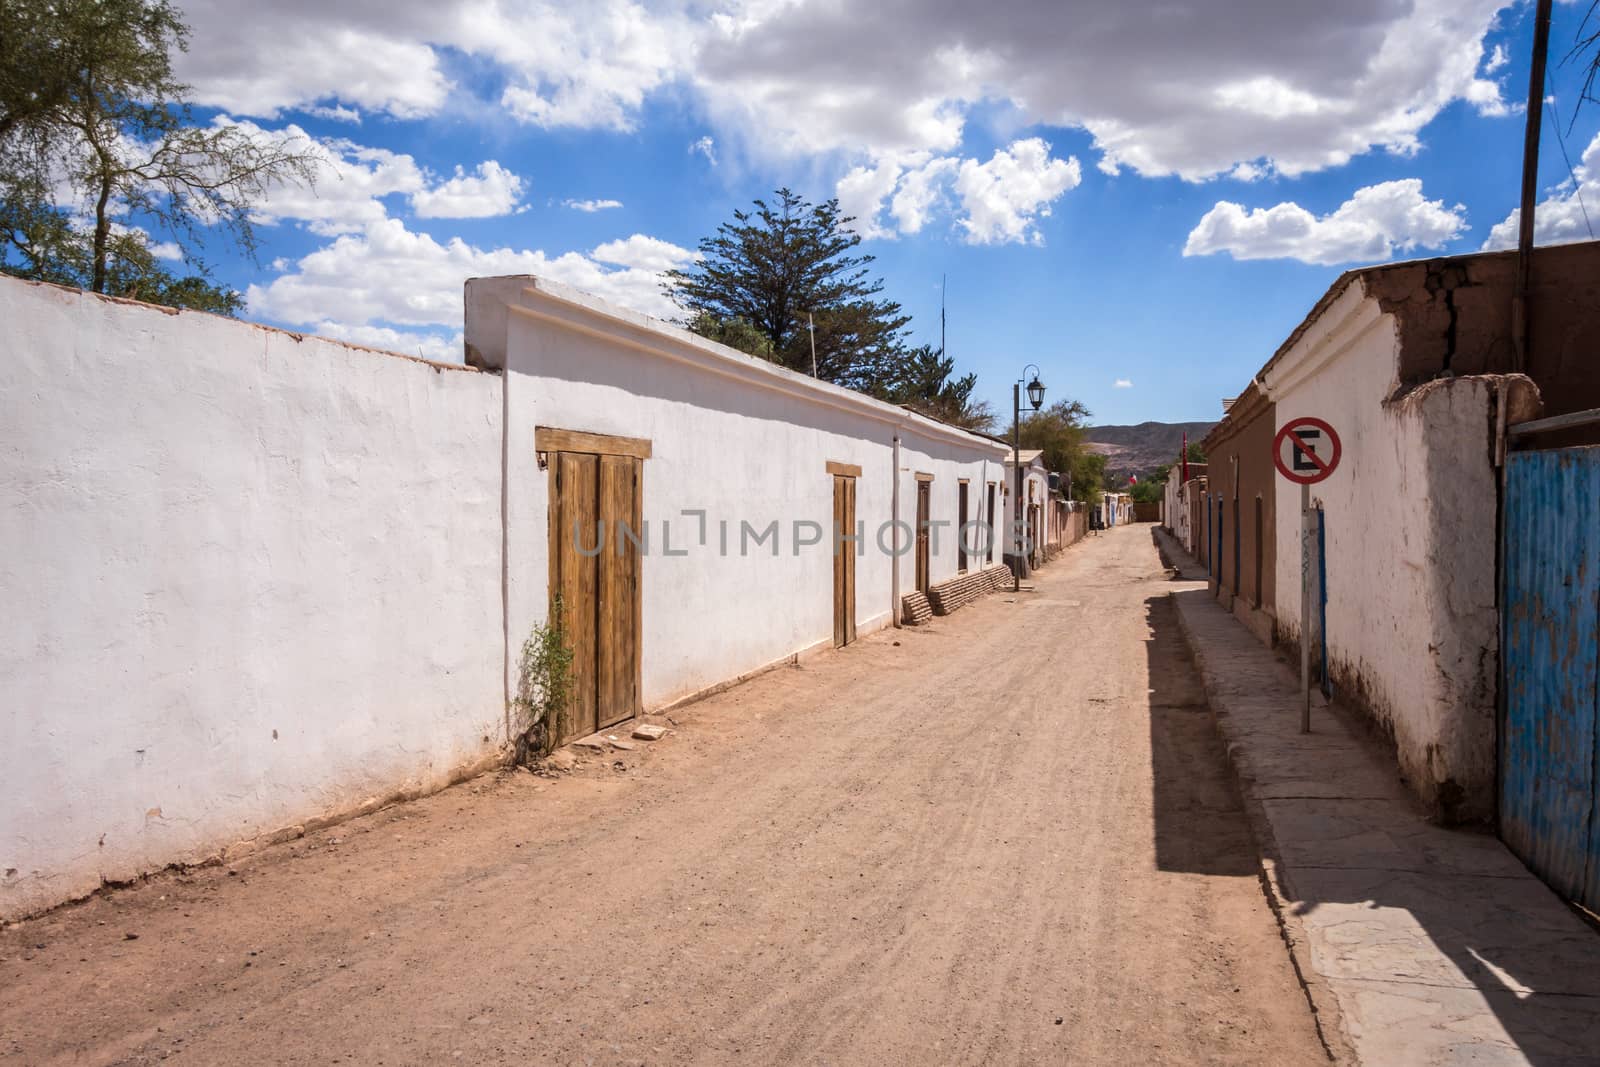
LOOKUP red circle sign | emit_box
[1273,417,1342,485]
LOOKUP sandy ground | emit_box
[0,526,1327,1066]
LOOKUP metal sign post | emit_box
[1274,417,1342,734]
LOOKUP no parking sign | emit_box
[1272,415,1341,735]
[1273,417,1341,485]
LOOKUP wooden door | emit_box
[832,474,857,647]
[915,480,931,593]
[547,442,643,745]
[597,454,641,729]
[957,481,970,573]
[985,483,996,563]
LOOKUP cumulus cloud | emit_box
[689,136,717,166]
[227,120,526,232]
[173,0,1514,183]
[589,233,699,272]
[1183,179,1467,266]
[247,218,693,333]
[953,140,1081,244]
[410,161,525,218]
[1482,130,1600,250]
[837,139,1078,244]
[1114,378,1133,388]
[564,198,624,212]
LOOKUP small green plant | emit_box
[512,596,576,763]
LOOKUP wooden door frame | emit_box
[914,473,933,593]
[829,462,859,647]
[540,425,649,745]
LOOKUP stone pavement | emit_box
[1157,529,1600,1066]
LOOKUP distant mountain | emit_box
[1085,420,1216,482]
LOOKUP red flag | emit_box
[1128,474,1137,485]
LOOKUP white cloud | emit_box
[229,120,526,232]
[838,139,1078,245]
[248,218,691,333]
[303,104,363,124]
[410,161,525,219]
[1114,378,1133,388]
[952,139,1081,245]
[689,136,717,166]
[1484,43,1509,74]
[564,198,624,212]
[173,1,1513,183]
[589,233,699,272]
[231,119,424,235]
[1483,130,1600,250]
[1183,179,1467,266]
[315,322,463,362]
[836,160,904,239]
[693,0,1512,180]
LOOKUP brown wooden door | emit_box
[985,483,996,563]
[548,448,642,744]
[597,454,641,728]
[957,482,969,572]
[915,480,931,593]
[832,474,857,647]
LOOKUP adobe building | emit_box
[1205,239,1600,823]
[1201,384,1276,646]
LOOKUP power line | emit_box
[1546,69,1596,239]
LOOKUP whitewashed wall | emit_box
[471,278,1008,711]
[1262,279,1519,820]
[1,279,505,918]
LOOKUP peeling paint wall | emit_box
[1263,277,1535,822]
[0,279,506,918]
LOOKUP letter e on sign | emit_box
[1273,417,1342,485]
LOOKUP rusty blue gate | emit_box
[1500,446,1600,911]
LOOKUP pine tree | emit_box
[665,188,911,390]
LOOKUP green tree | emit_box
[665,188,911,390]
[1015,398,1103,507]
[0,0,315,311]
[880,343,996,431]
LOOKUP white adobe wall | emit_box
[478,278,1007,711]
[0,280,505,919]
[1265,280,1510,820]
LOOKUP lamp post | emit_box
[1013,364,1045,592]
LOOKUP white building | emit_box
[0,274,1008,918]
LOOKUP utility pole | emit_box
[940,274,946,357]
[1013,382,1022,593]
[1513,0,1554,373]
[807,311,817,377]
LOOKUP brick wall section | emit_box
[900,591,935,625]
[902,564,1014,624]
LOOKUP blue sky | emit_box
[159,0,1600,425]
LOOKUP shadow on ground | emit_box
[1141,592,1260,878]
[1148,518,1600,1064]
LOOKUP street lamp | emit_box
[1013,364,1045,592]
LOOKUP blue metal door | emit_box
[1500,447,1600,910]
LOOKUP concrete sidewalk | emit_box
[1158,529,1600,1066]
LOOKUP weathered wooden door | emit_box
[1500,446,1600,912]
[544,430,646,746]
[985,483,996,563]
[915,479,931,593]
[957,481,970,572]
[832,474,857,647]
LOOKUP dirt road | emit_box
[1,526,1326,1066]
